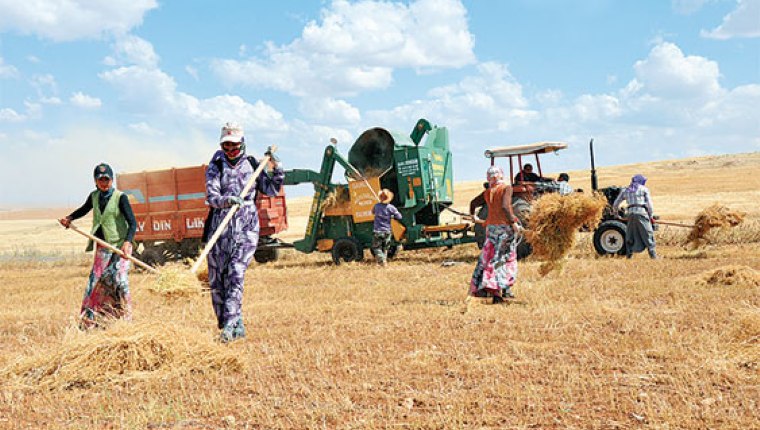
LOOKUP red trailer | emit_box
[117,165,287,265]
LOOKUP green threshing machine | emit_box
[283,119,477,263]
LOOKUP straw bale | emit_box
[148,263,205,297]
[686,204,745,248]
[699,265,760,288]
[2,321,244,390]
[526,192,607,276]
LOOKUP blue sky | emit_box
[1,0,758,207]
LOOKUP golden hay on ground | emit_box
[699,265,760,288]
[526,192,607,276]
[147,263,206,297]
[1,321,244,390]
[687,203,745,248]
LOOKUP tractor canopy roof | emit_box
[484,142,568,158]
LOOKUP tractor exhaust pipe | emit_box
[589,138,598,191]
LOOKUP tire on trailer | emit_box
[179,238,202,259]
[331,237,364,265]
[593,220,628,256]
[140,246,169,267]
[254,247,280,264]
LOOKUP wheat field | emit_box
[0,153,758,429]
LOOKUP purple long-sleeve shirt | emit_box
[205,150,284,236]
[372,202,402,232]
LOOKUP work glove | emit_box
[227,196,244,207]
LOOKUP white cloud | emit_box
[701,0,760,39]
[30,73,59,100]
[0,108,25,122]
[298,97,361,124]
[100,66,288,132]
[129,122,163,136]
[375,61,536,132]
[70,92,102,109]
[40,96,62,105]
[185,65,199,81]
[0,101,43,122]
[0,0,158,42]
[211,0,475,97]
[631,42,723,100]
[104,34,160,67]
[0,57,19,78]
[671,0,712,14]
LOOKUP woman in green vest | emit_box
[59,163,137,329]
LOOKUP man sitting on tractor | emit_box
[514,163,550,183]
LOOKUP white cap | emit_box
[219,122,244,144]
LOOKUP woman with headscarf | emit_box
[470,166,521,303]
[59,162,137,328]
[204,122,284,342]
[613,174,657,259]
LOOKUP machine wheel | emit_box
[331,237,364,265]
[593,220,628,255]
[254,247,279,264]
[512,199,533,260]
[387,244,399,260]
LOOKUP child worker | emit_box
[59,162,137,328]
[371,188,402,266]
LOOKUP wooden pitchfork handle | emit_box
[191,147,277,274]
[654,220,695,228]
[617,217,694,228]
[63,222,160,274]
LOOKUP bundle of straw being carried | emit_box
[526,192,607,276]
[2,321,244,390]
[686,203,745,248]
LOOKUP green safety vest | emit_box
[87,189,128,251]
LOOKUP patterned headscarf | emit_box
[626,174,647,192]
[486,166,503,181]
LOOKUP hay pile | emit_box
[148,263,206,297]
[2,321,244,390]
[687,203,745,248]
[699,265,760,288]
[526,192,607,276]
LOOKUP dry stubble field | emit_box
[0,153,758,429]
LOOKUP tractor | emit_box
[474,142,570,259]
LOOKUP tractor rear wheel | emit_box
[593,220,627,255]
[331,237,364,265]
[474,206,488,249]
[512,199,533,260]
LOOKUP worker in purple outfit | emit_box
[371,189,402,266]
[613,173,657,259]
[204,122,284,342]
